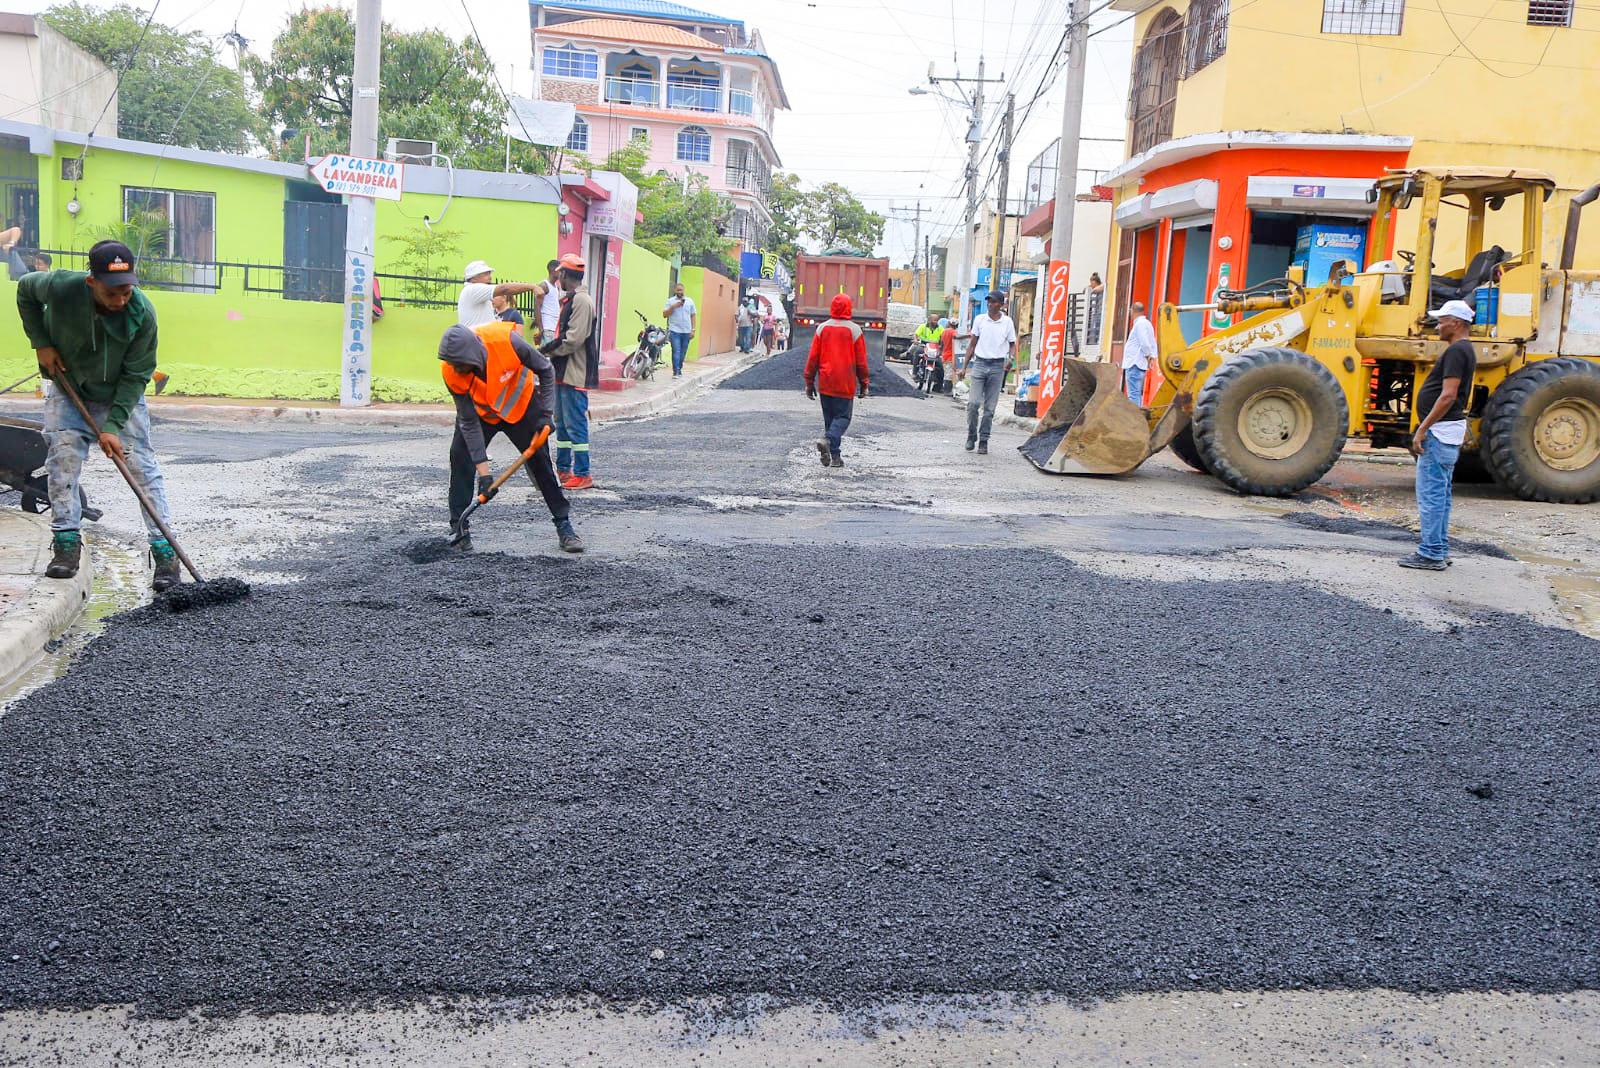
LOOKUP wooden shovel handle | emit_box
[477,424,552,503]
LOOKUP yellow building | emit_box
[1101,0,1600,355]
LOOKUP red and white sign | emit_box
[1036,258,1072,414]
[310,154,404,201]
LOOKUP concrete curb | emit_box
[0,516,93,690]
[0,349,766,431]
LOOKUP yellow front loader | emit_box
[1023,168,1600,503]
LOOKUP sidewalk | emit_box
[0,349,763,429]
[0,510,92,689]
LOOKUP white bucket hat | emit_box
[463,259,494,281]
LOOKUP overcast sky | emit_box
[12,0,1135,265]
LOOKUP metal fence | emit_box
[37,249,223,294]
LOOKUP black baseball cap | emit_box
[986,290,1006,303]
[88,241,139,287]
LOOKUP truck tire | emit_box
[1481,357,1600,503]
[1168,425,1211,473]
[1192,347,1349,496]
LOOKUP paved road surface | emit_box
[1,373,1596,1066]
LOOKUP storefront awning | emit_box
[1115,179,1218,230]
[1246,175,1379,215]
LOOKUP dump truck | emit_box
[791,253,890,364]
[1024,167,1600,504]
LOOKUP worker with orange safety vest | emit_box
[438,320,584,553]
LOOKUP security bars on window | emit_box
[1321,0,1405,35]
[1527,0,1573,26]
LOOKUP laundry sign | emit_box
[310,154,404,201]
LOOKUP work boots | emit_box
[150,539,181,592]
[46,531,81,580]
[555,519,585,554]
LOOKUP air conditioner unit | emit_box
[385,137,437,163]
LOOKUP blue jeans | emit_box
[965,358,1006,444]
[45,387,171,540]
[819,393,853,457]
[737,324,752,352]
[1124,365,1147,405]
[669,330,691,375]
[555,384,590,477]
[1416,431,1460,560]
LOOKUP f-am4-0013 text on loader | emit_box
[1023,168,1600,503]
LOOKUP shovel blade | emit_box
[1019,359,1187,475]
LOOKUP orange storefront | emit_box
[1103,133,1412,362]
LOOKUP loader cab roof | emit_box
[1377,167,1557,198]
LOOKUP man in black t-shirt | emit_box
[1400,299,1478,571]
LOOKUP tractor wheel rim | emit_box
[1237,387,1314,460]
[1534,397,1600,471]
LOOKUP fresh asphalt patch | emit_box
[1,539,1596,1016]
[1279,512,1516,559]
[719,345,923,399]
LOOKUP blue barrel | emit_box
[1474,285,1499,326]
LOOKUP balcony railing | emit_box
[729,89,754,116]
[604,77,658,107]
[667,83,720,112]
[725,166,760,193]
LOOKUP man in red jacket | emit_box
[803,293,870,468]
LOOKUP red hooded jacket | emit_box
[804,294,870,399]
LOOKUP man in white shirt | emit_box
[457,259,542,328]
[663,282,698,378]
[1122,301,1157,406]
[530,259,562,343]
[958,290,1018,454]
[735,300,754,352]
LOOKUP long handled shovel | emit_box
[54,375,248,606]
[448,424,553,545]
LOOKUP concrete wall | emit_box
[680,264,735,359]
[615,240,672,357]
[0,18,116,136]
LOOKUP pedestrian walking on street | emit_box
[458,260,542,328]
[439,321,582,553]
[804,293,869,469]
[14,240,181,591]
[492,292,525,333]
[1122,301,1156,406]
[541,253,599,490]
[664,282,697,378]
[1399,299,1479,571]
[958,291,1017,454]
[735,299,754,353]
[760,309,777,356]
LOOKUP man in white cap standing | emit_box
[458,260,542,328]
[1399,298,1478,571]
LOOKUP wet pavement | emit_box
[1,371,1597,1065]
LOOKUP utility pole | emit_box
[912,198,923,306]
[991,91,1015,298]
[924,235,932,315]
[340,0,381,406]
[1036,0,1091,416]
[919,57,1003,337]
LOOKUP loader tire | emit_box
[1193,347,1348,497]
[1453,448,1494,484]
[1481,357,1600,504]
[1168,425,1211,473]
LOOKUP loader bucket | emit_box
[1019,358,1189,475]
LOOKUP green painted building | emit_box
[1,118,680,401]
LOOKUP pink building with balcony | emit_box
[530,0,788,252]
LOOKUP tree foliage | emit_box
[763,172,884,269]
[43,3,265,152]
[599,145,736,276]
[245,8,546,172]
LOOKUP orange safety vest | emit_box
[440,320,535,425]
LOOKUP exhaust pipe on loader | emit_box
[1019,357,1190,474]
[1561,180,1600,271]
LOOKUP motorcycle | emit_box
[621,311,666,381]
[912,340,943,393]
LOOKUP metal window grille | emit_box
[1129,11,1184,155]
[565,117,589,153]
[1322,0,1405,35]
[1185,0,1228,75]
[542,46,597,79]
[676,126,711,163]
[1023,139,1059,215]
[1527,0,1572,26]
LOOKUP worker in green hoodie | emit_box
[14,240,179,591]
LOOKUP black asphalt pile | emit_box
[720,345,922,399]
[1,543,1597,1016]
[150,577,252,613]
